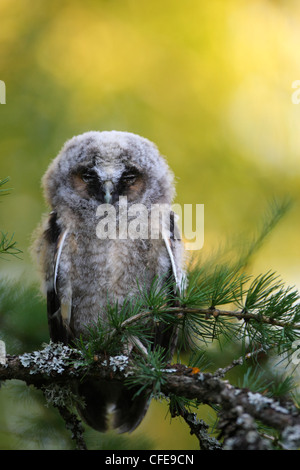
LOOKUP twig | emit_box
[56,406,87,450]
[179,409,222,450]
[117,306,300,332]
[213,346,268,378]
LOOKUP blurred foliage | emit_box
[0,0,300,450]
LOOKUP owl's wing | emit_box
[152,211,184,360]
[44,211,72,344]
[162,210,184,294]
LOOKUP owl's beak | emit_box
[103,180,114,204]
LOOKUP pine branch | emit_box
[118,305,300,331]
[0,232,22,258]
[0,177,22,259]
[71,266,300,369]
[213,346,268,378]
[179,410,223,450]
[0,177,11,196]
[56,406,87,450]
[1,343,300,450]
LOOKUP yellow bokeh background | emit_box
[0,0,300,449]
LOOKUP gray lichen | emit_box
[196,373,205,381]
[20,342,76,375]
[0,340,6,366]
[281,425,300,450]
[43,383,85,410]
[223,411,271,450]
[101,354,129,372]
[247,392,273,410]
[247,391,289,415]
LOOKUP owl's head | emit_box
[42,131,175,218]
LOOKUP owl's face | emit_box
[71,156,145,205]
[43,131,175,220]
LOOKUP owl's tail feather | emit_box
[76,380,150,433]
[76,380,109,432]
[113,385,150,433]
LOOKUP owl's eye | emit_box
[122,170,139,185]
[80,170,95,183]
[81,173,91,183]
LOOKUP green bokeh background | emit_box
[0,0,300,449]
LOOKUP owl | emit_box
[32,131,184,433]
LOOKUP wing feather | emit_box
[54,228,69,295]
[44,212,71,344]
[153,211,184,360]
